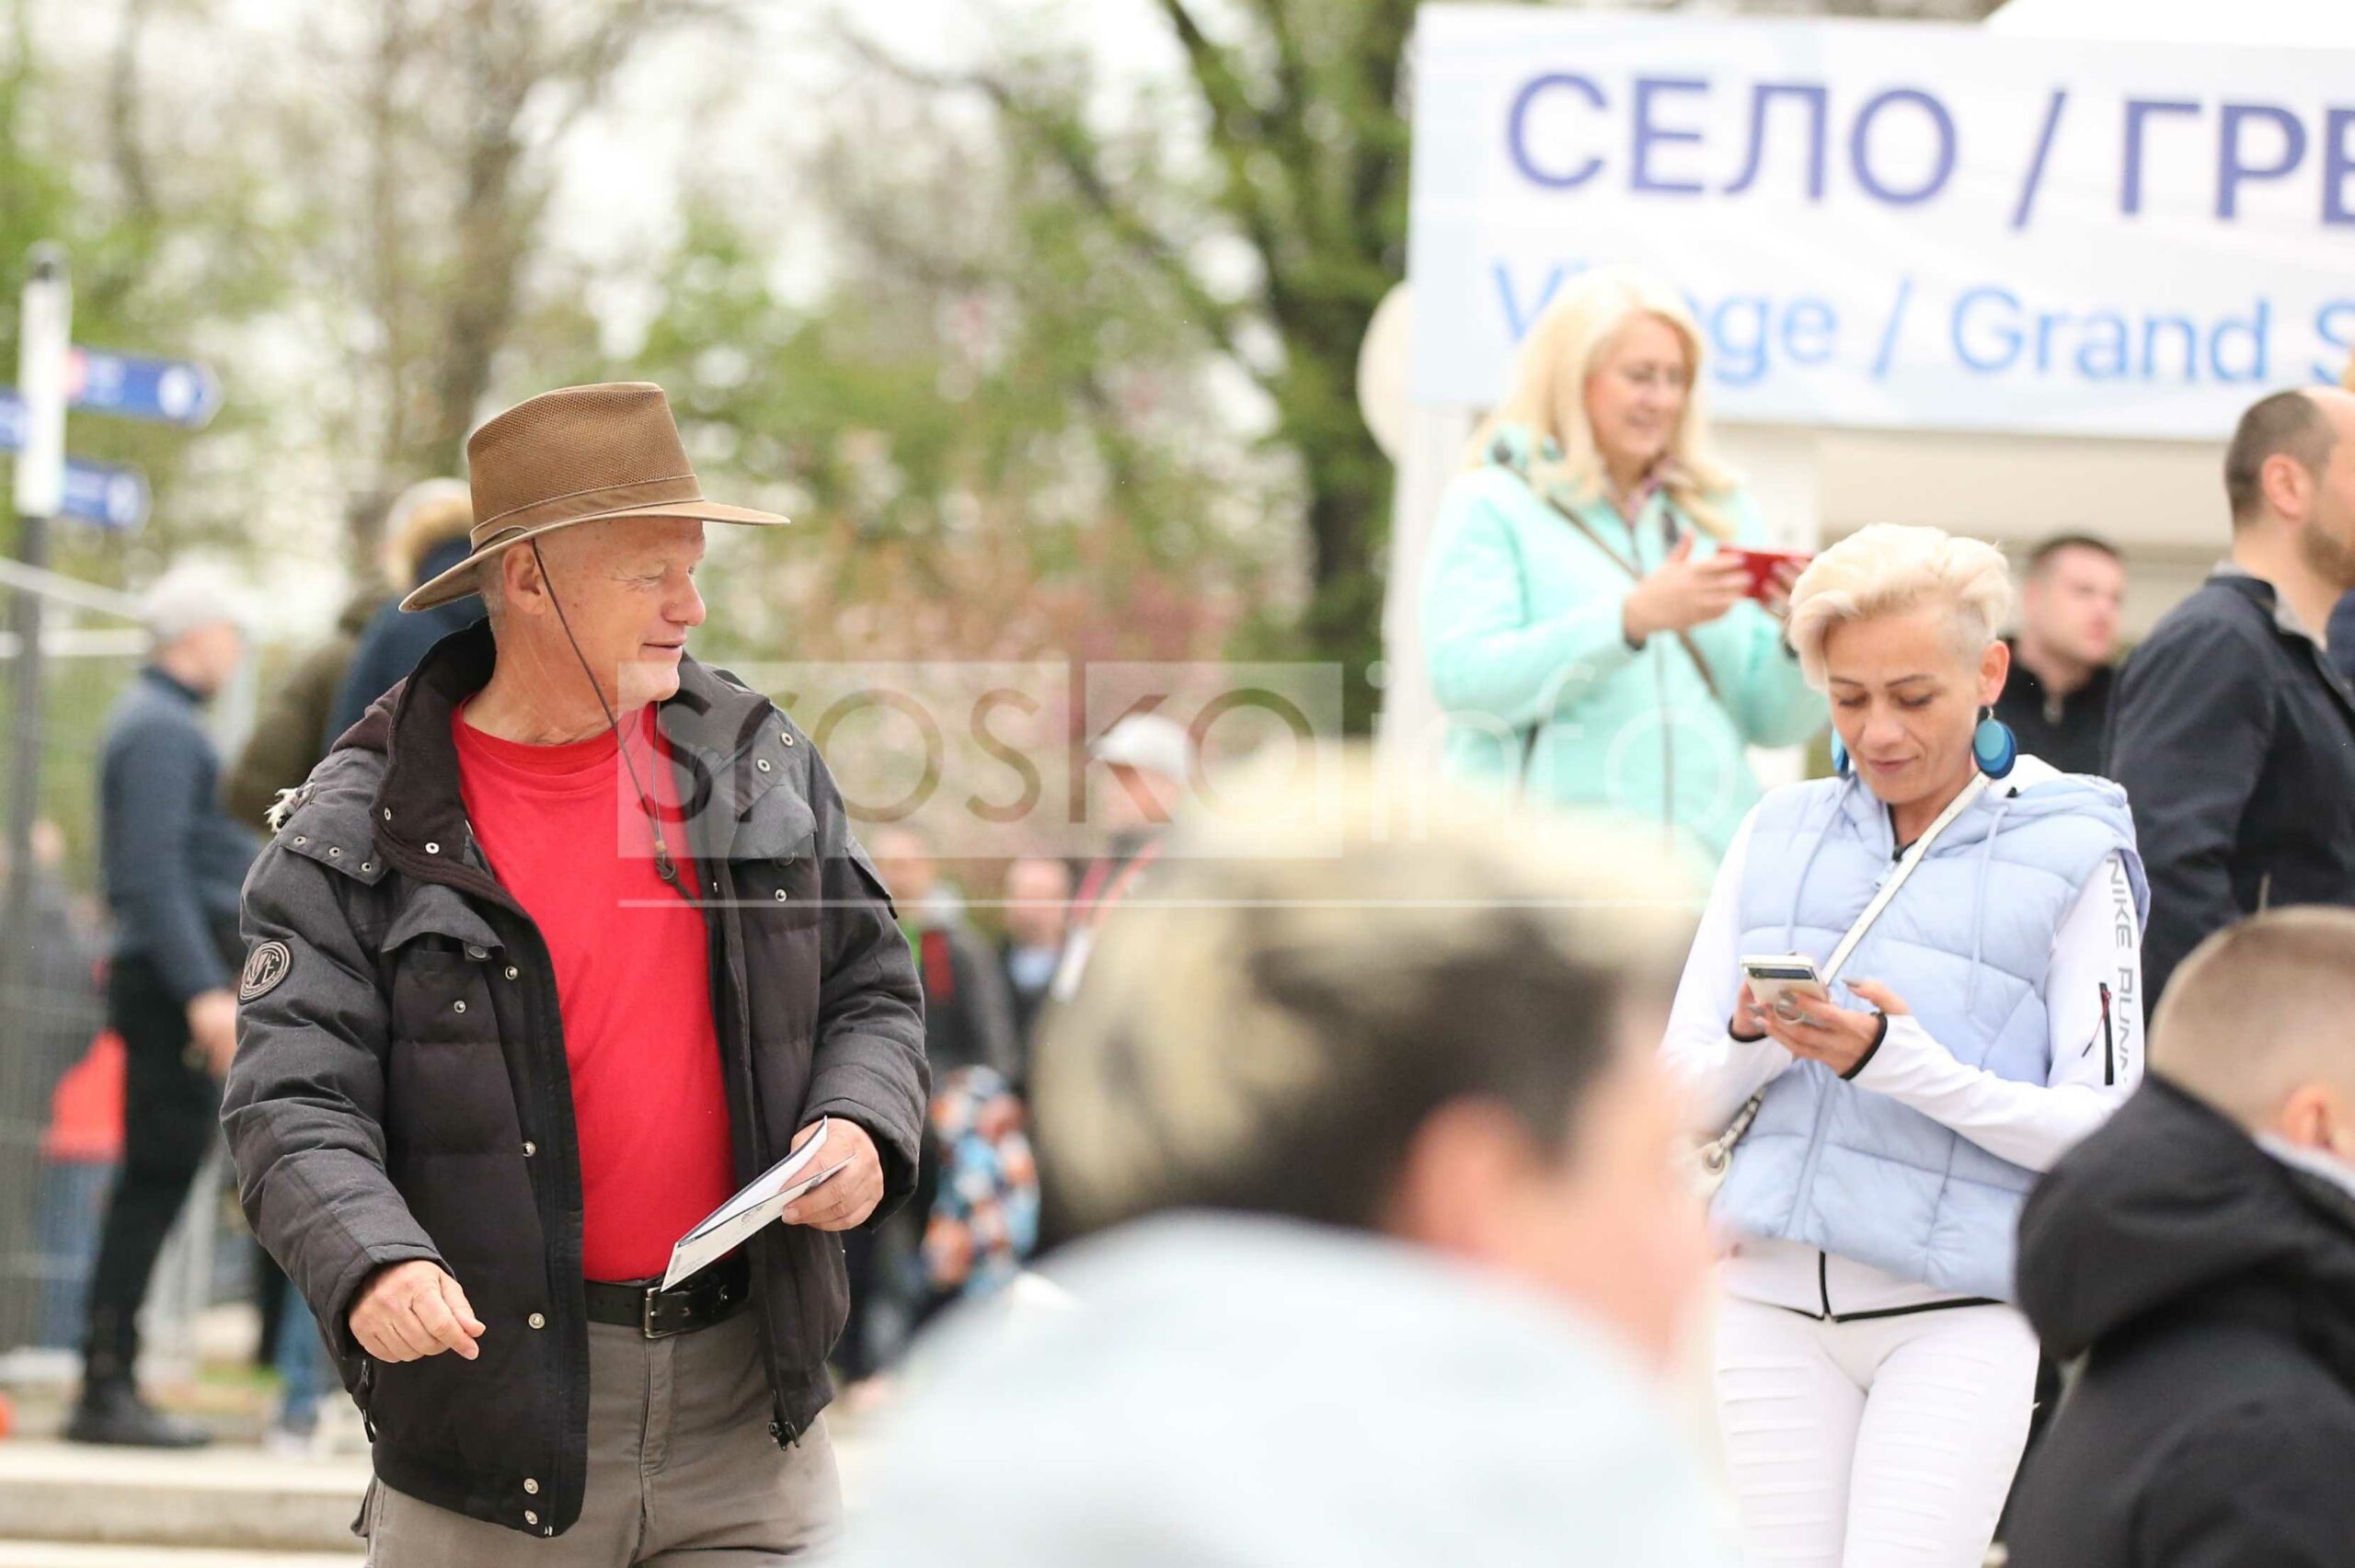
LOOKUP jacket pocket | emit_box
[732,786,822,932]
[385,947,523,1157]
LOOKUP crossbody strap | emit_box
[1519,478,1727,707]
[1821,772,1992,985]
[1698,771,1994,1180]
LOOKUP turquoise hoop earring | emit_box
[1830,733,1852,777]
[1973,708,2017,779]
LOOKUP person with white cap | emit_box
[1051,711,1193,1001]
[67,563,260,1448]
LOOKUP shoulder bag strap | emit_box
[1510,471,1727,707]
[1820,772,1992,985]
[1698,772,1993,1183]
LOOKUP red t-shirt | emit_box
[453,703,735,1282]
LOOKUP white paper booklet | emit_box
[661,1117,848,1289]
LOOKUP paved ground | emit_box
[0,1545,360,1567]
[0,1419,873,1562]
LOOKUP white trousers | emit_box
[1713,1295,2038,1568]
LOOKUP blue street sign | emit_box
[0,391,151,528]
[65,348,220,429]
[60,458,148,530]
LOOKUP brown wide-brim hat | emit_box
[401,381,788,612]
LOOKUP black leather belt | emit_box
[582,1253,750,1339]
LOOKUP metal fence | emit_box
[0,572,260,1382]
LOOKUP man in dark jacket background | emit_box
[323,477,481,747]
[2007,908,2355,1568]
[1996,533,2122,778]
[224,383,926,1562]
[2106,386,2355,1006]
[70,566,259,1448]
[224,482,477,831]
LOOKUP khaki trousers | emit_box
[363,1311,841,1565]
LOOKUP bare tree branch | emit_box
[1155,0,1308,313]
[106,0,158,226]
[833,21,1266,386]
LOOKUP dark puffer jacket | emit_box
[222,621,927,1539]
[2006,1076,2355,1568]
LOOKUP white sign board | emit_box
[1409,10,2355,440]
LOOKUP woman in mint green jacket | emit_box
[1421,265,1824,866]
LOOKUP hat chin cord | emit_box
[529,538,679,887]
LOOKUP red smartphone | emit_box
[1723,546,1812,601]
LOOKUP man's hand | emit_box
[348,1261,486,1364]
[780,1117,885,1232]
[186,989,238,1078]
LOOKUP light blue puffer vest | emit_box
[1713,768,2147,1301]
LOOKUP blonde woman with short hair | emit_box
[1663,523,2150,1568]
[1419,264,1823,864]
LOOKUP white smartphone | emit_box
[1740,954,1829,1021]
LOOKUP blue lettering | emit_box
[1783,299,1837,366]
[2142,316,2199,383]
[1631,76,1710,196]
[2210,300,2269,383]
[2216,103,2307,220]
[1508,74,1608,190]
[2122,99,2200,214]
[2075,313,2131,380]
[1849,88,1956,206]
[1494,261,1572,339]
[2317,300,2355,382]
[1952,288,2022,373]
[1710,296,1771,386]
[2326,109,2355,224]
[1724,83,1830,200]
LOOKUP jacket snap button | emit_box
[528,1312,546,1330]
[293,835,307,845]
[425,841,441,854]
[782,734,795,747]
[523,1479,539,1495]
[756,758,772,773]
[524,1510,538,1526]
[505,965,520,979]
[361,862,373,874]
[465,944,488,960]
[774,889,788,901]
[452,1000,466,1014]
[383,808,392,821]
[523,1141,536,1157]
[327,846,342,857]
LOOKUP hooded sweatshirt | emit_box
[2005,1076,2355,1568]
[840,1213,1734,1568]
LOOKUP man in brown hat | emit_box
[222,383,928,1562]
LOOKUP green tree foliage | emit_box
[613,96,1296,680]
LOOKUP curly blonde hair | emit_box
[1785,524,2014,690]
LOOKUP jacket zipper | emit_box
[379,829,584,1537]
[1658,649,1675,831]
[678,742,802,1448]
[2098,981,2115,1087]
[354,1359,376,1442]
[1637,515,1676,835]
